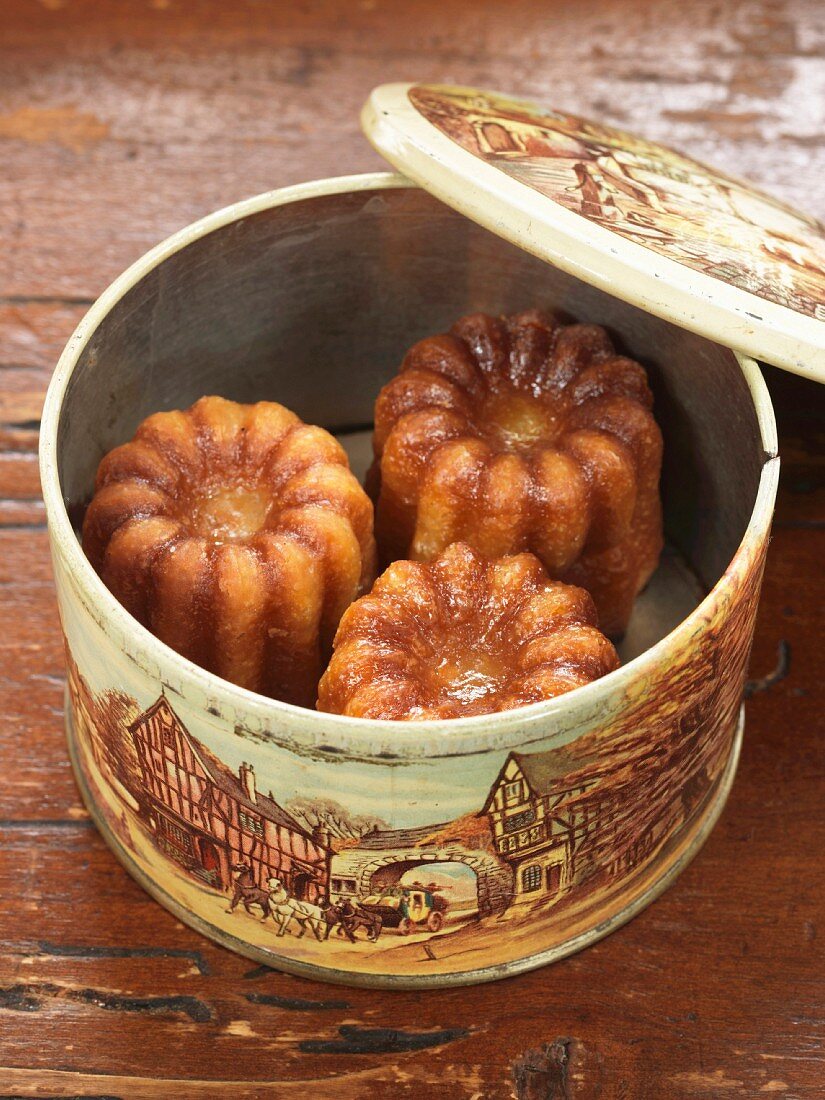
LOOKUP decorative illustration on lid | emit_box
[408,85,825,323]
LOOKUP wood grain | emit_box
[0,1,823,1096]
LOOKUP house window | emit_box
[161,721,175,748]
[504,780,522,806]
[158,815,192,853]
[504,807,535,833]
[521,864,542,893]
[239,811,263,836]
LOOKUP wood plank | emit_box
[0,0,823,298]
[0,1065,480,1100]
[1,0,823,1094]
[764,366,825,529]
[0,301,88,372]
[0,452,40,499]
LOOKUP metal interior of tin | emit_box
[56,183,767,662]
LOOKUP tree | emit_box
[92,689,143,803]
[285,796,389,841]
[551,580,755,885]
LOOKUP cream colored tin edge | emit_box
[39,176,778,763]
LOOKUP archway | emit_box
[362,860,480,933]
[358,848,513,918]
[398,861,479,921]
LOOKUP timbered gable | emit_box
[130,696,218,835]
[484,755,548,858]
[482,755,531,815]
[127,695,330,901]
[481,751,601,893]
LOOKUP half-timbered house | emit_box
[129,696,330,901]
[481,751,599,903]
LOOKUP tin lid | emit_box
[362,82,825,382]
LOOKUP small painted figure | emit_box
[226,862,271,922]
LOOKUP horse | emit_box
[226,862,271,921]
[266,878,326,941]
[318,900,344,940]
[337,897,382,942]
[301,898,383,943]
[318,899,367,942]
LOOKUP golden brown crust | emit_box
[370,311,663,636]
[317,543,619,720]
[82,396,377,705]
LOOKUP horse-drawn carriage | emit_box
[359,883,448,935]
[225,864,449,943]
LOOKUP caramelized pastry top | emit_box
[317,543,619,720]
[82,396,376,704]
[370,310,663,636]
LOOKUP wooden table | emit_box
[1,2,823,1096]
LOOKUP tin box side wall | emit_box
[56,186,762,595]
[55,472,770,984]
[42,177,776,758]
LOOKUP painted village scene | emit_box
[63,591,748,977]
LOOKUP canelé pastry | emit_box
[317,543,619,720]
[82,396,376,706]
[370,310,664,636]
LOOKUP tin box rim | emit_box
[39,171,780,760]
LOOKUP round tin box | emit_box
[42,82,825,989]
